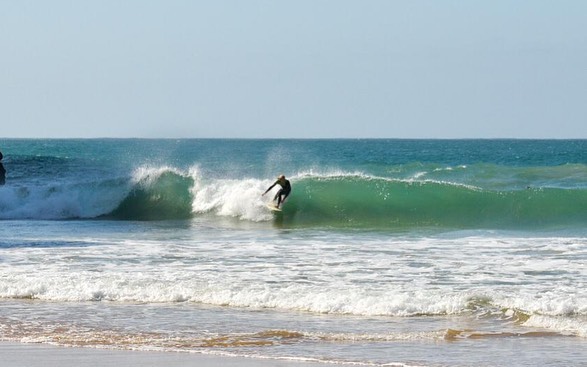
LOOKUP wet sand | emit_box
[0,342,327,367]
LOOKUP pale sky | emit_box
[1,1,586,138]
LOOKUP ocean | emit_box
[0,139,586,366]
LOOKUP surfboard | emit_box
[266,204,282,212]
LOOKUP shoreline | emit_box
[0,341,329,367]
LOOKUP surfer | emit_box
[262,175,291,209]
[0,150,5,185]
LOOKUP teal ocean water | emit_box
[0,139,586,366]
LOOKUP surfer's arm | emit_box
[262,182,277,196]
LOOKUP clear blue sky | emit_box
[1,1,586,138]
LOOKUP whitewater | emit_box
[1,139,586,366]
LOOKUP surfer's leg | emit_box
[278,189,289,207]
[276,194,283,207]
[274,189,284,207]
[279,190,290,207]
[277,191,290,208]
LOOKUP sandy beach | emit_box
[0,342,327,367]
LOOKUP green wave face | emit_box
[110,171,194,221]
[281,176,587,230]
[103,171,587,230]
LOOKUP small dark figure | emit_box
[262,175,291,208]
[0,151,5,186]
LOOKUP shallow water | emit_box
[1,219,586,366]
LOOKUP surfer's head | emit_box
[278,174,285,181]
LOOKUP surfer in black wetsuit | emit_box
[0,151,5,186]
[262,175,291,208]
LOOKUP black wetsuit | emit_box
[0,163,5,185]
[0,151,4,186]
[271,179,291,207]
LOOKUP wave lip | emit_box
[109,166,194,220]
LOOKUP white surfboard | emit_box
[266,203,282,212]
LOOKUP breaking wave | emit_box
[1,166,587,229]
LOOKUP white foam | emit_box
[292,169,481,191]
[293,169,373,180]
[0,164,195,220]
[0,271,471,316]
[0,180,127,220]
[523,314,587,337]
[1,226,585,339]
[190,167,273,222]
